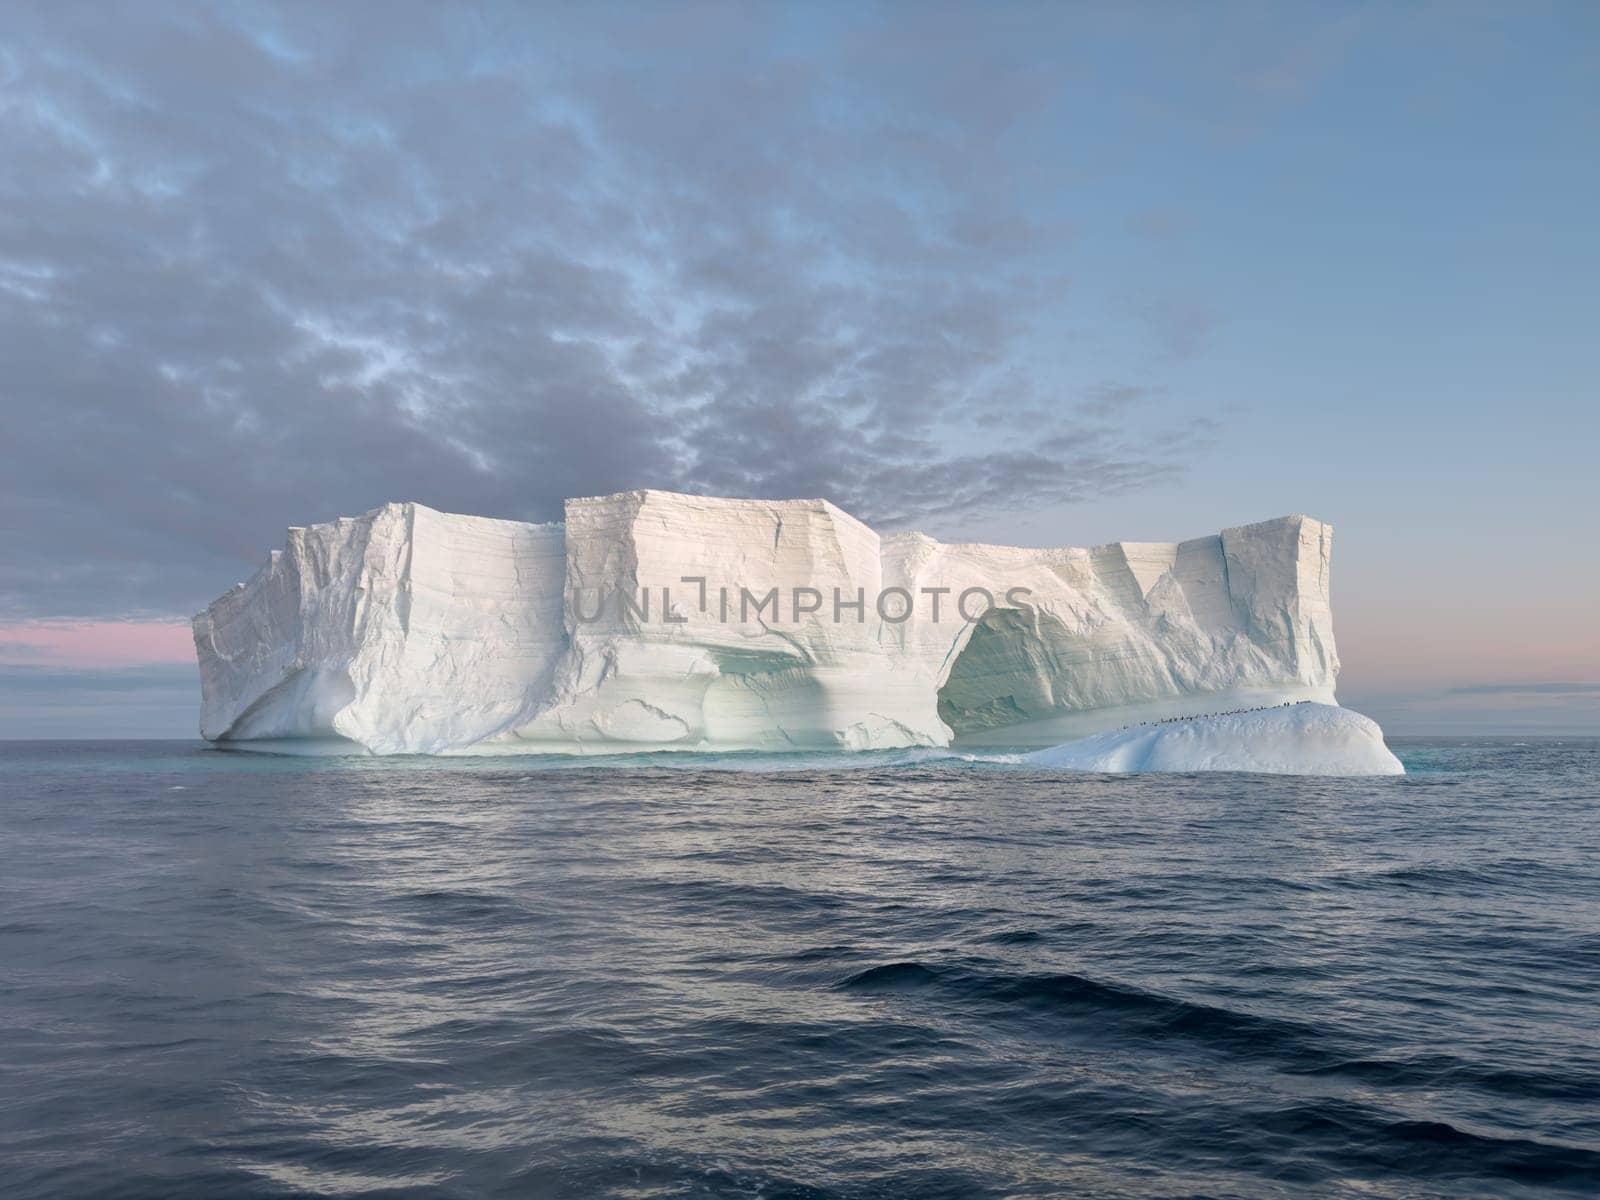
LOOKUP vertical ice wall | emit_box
[192,503,566,753]
[193,494,1340,754]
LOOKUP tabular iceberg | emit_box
[192,489,1399,773]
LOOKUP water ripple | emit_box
[1,737,1597,1199]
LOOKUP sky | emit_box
[1,0,1596,738]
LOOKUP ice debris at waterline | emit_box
[192,489,1399,774]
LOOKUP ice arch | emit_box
[936,606,1063,736]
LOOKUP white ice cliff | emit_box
[192,490,1399,772]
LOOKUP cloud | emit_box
[1447,682,1600,696]
[0,2,1225,622]
[1341,681,1600,736]
[1123,208,1185,242]
[0,619,195,666]
[1074,383,1165,421]
[0,663,198,738]
[1137,298,1220,361]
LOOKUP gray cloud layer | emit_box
[1,2,1218,620]
[0,663,197,737]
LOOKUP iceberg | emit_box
[192,490,1398,773]
[1020,703,1404,776]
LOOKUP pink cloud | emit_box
[0,620,196,668]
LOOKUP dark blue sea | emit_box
[2,739,1597,1199]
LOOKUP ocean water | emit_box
[2,739,1597,1199]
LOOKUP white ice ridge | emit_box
[193,490,1395,771]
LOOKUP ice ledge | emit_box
[1021,703,1404,776]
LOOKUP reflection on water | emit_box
[2,738,1598,1198]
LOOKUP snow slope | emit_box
[1021,703,1404,776]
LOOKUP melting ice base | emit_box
[219,704,1403,777]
